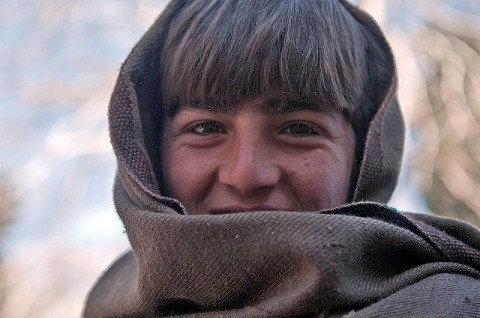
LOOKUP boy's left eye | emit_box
[281,122,321,136]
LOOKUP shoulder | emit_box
[351,273,480,318]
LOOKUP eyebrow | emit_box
[262,98,327,115]
[184,97,334,116]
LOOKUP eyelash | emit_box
[187,121,324,138]
[281,122,322,137]
[188,121,226,135]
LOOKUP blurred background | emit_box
[0,0,479,317]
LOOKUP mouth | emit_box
[209,205,285,215]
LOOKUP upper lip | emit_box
[209,205,286,215]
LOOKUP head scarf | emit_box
[84,1,480,316]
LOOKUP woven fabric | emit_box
[84,0,480,317]
[84,199,480,317]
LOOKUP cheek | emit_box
[289,155,352,210]
[161,148,215,208]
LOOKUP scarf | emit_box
[84,0,480,316]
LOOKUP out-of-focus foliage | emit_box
[408,2,480,227]
[0,184,15,236]
[360,0,480,226]
[0,183,15,311]
[0,1,167,317]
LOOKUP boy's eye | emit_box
[282,122,320,136]
[190,121,225,135]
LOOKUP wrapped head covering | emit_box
[84,0,480,317]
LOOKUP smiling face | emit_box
[161,92,355,215]
[157,0,391,212]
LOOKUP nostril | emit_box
[219,158,281,196]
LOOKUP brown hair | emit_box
[160,0,393,194]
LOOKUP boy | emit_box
[84,0,480,316]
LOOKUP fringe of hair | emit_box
[161,0,375,114]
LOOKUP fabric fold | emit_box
[84,0,480,316]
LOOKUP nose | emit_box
[218,132,281,196]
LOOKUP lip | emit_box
[209,205,285,215]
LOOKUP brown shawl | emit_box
[84,0,480,317]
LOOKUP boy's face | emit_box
[161,92,355,215]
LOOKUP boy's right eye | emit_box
[189,121,226,135]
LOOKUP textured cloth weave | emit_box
[84,0,480,316]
